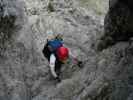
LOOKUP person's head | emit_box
[57,46,69,63]
[47,30,54,34]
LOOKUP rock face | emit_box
[0,0,28,100]
[95,0,133,100]
[97,0,133,51]
[3,0,133,100]
[0,0,25,56]
[0,0,107,99]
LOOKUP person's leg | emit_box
[54,61,62,82]
[55,61,62,77]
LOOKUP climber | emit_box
[42,30,83,82]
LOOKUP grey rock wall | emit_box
[95,0,133,100]
[0,0,29,100]
[0,0,25,56]
[97,0,133,51]
[4,0,133,100]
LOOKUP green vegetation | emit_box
[0,15,17,56]
[47,2,55,12]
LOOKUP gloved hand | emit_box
[73,58,83,68]
[55,76,61,82]
[77,61,83,68]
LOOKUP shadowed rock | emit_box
[0,0,25,56]
[97,0,133,51]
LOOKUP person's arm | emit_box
[68,49,83,67]
[68,49,77,62]
[49,54,58,78]
[69,49,75,58]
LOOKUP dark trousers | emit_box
[42,43,62,76]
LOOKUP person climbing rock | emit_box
[42,30,83,82]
